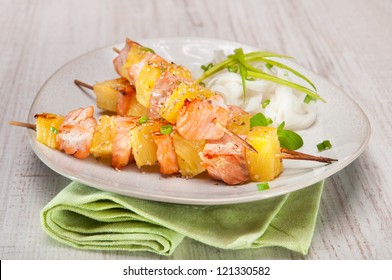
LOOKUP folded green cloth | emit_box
[41,181,324,256]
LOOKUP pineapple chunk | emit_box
[35,113,64,149]
[93,78,148,117]
[90,115,116,158]
[93,79,124,112]
[159,82,214,123]
[130,121,161,167]
[127,92,149,117]
[227,114,252,135]
[135,62,166,108]
[167,64,192,80]
[246,126,283,182]
[172,132,205,177]
[120,43,154,80]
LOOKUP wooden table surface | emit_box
[1,0,391,260]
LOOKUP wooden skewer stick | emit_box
[8,121,338,164]
[74,79,94,90]
[113,47,120,54]
[216,122,258,153]
[279,148,337,164]
[9,121,36,130]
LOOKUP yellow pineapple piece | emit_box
[246,126,283,182]
[227,114,252,135]
[35,113,64,149]
[172,132,205,177]
[167,64,192,80]
[135,62,166,108]
[120,42,153,80]
[90,115,116,158]
[93,78,148,117]
[130,121,161,167]
[127,93,149,117]
[93,78,123,112]
[159,82,214,123]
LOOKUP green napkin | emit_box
[41,181,324,256]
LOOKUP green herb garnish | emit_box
[227,65,238,73]
[160,125,173,135]
[234,48,248,100]
[138,116,148,124]
[197,48,324,103]
[250,113,273,128]
[249,117,304,150]
[257,182,270,191]
[262,99,270,109]
[317,140,332,152]
[50,126,59,135]
[277,122,303,150]
[304,95,316,104]
[201,63,214,72]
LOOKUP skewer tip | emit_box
[9,121,36,130]
[279,148,337,164]
[74,79,94,91]
[216,122,258,153]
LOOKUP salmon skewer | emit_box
[10,106,204,175]
[75,79,257,153]
[26,107,139,170]
[10,106,337,185]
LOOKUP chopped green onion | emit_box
[160,125,173,135]
[227,65,238,73]
[50,126,58,135]
[250,113,272,128]
[317,140,332,151]
[317,143,325,151]
[262,99,270,109]
[323,140,332,149]
[201,63,214,72]
[277,122,304,150]
[138,116,148,124]
[257,182,270,191]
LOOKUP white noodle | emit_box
[205,50,317,131]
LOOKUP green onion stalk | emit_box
[197,48,325,103]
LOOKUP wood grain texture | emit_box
[1,0,391,259]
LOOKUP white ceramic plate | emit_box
[27,37,370,205]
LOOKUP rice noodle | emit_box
[205,50,317,131]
